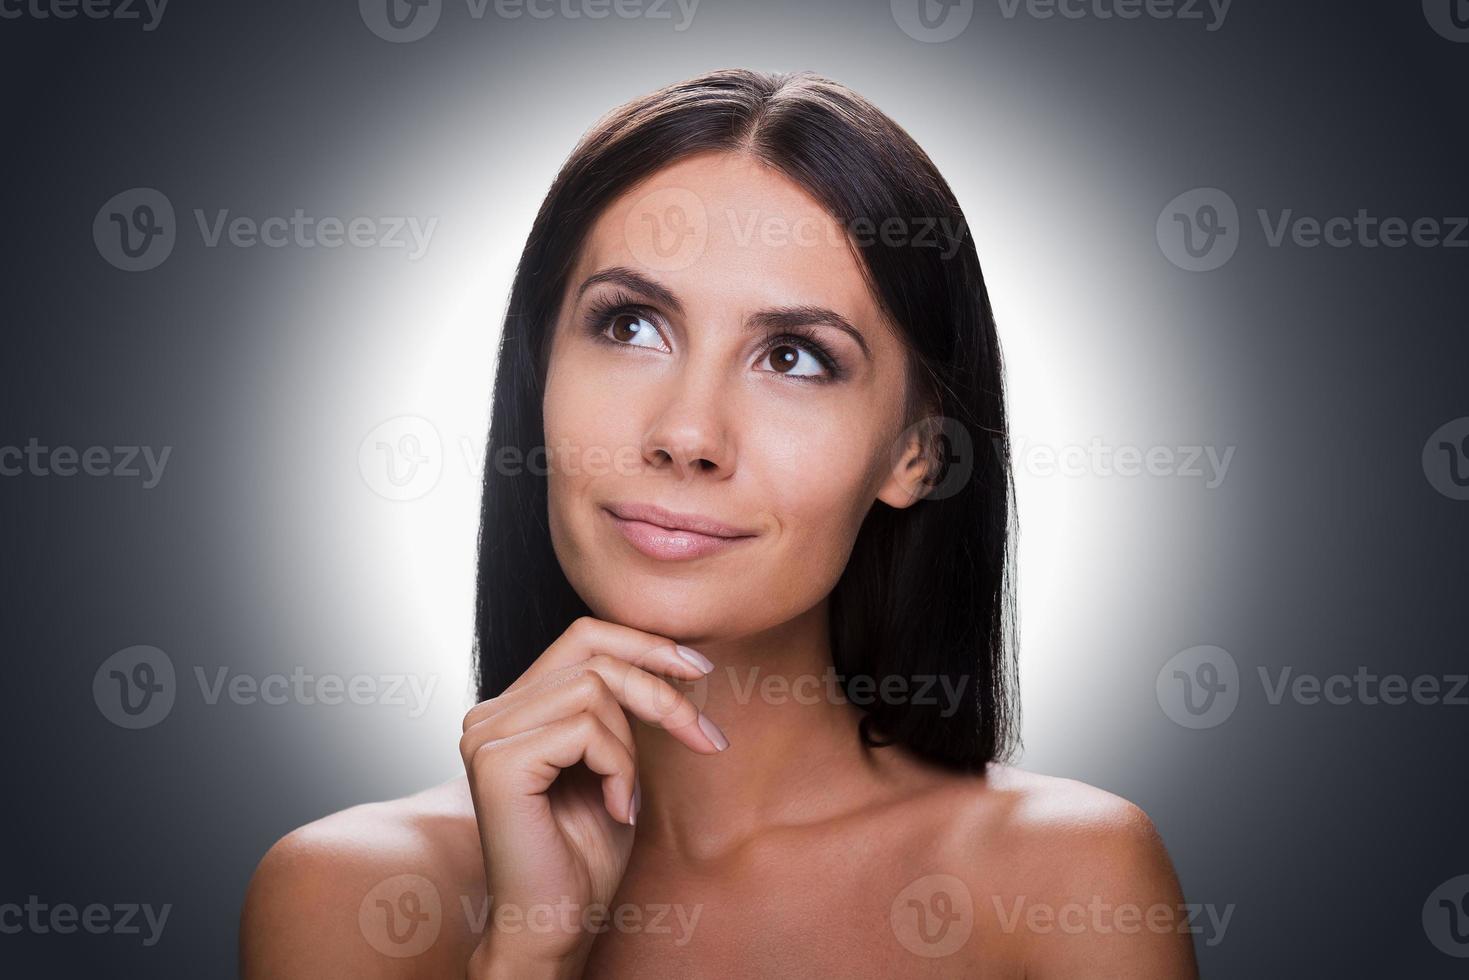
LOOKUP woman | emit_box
[241,68,1198,978]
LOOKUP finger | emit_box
[471,654,725,754]
[498,616,713,699]
[467,712,638,826]
[559,654,725,752]
[460,668,637,762]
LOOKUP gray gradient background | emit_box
[2,0,1467,975]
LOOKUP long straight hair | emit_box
[473,68,1018,771]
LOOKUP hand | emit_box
[459,616,725,975]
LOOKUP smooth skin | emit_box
[241,152,1199,979]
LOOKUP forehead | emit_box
[571,152,886,330]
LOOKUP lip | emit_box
[602,502,758,561]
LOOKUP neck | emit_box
[631,600,880,864]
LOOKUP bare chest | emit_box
[579,832,1024,979]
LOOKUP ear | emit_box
[876,417,941,510]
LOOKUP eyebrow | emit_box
[575,266,873,361]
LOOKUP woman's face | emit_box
[543,151,931,644]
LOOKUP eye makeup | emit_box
[579,287,850,384]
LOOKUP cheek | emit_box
[543,349,641,487]
[747,415,880,567]
[543,354,624,564]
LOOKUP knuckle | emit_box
[574,669,611,701]
[586,676,618,712]
[586,653,623,682]
[569,712,601,740]
[470,739,504,771]
[461,697,498,732]
[458,728,484,763]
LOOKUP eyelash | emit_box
[581,289,846,384]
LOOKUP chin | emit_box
[589,595,731,644]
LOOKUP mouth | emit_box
[602,501,758,561]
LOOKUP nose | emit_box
[640,371,733,481]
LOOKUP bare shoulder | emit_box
[239,777,483,979]
[944,763,1199,978]
[969,763,1169,857]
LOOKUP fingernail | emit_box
[697,712,729,751]
[632,777,642,825]
[676,645,714,674]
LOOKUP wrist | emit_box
[467,937,584,980]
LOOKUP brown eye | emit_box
[758,342,826,378]
[606,311,665,349]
